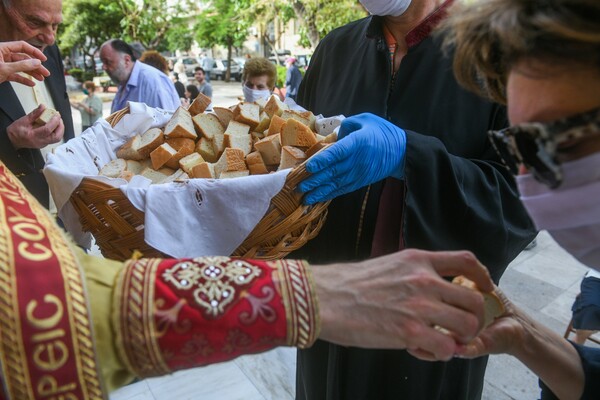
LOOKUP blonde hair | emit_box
[242,57,277,90]
[442,0,600,104]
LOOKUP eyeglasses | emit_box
[488,107,600,188]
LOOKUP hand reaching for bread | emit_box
[298,113,406,205]
[406,276,508,362]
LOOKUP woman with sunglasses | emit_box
[440,0,600,399]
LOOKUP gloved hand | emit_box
[298,113,406,205]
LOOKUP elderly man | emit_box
[100,39,180,113]
[0,0,74,209]
[292,0,537,398]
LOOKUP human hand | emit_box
[7,105,65,149]
[298,113,406,205]
[313,249,494,360]
[0,41,50,86]
[442,288,524,359]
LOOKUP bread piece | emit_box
[99,159,126,178]
[214,148,247,178]
[267,115,286,136]
[117,170,134,181]
[116,135,144,160]
[196,137,218,163]
[323,131,338,143]
[278,146,306,170]
[264,95,288,118]
[137,127,165,157]
[225,133,252,156]
[190,162,215,179]
[164,107,197,140]
[281,109,315,130]
[255,96,269,112]
[211,131,226,158]
[305,142,327,159]
[254,112,271,133]
[220,170,250,179]
[162,169,190,183]
[213,107,234,129]
[246,151,269,175]
[150,143,178,170]
[34,107,59,126]
[125,159,146,175]
[233,102,260,130]
[140,167,170,184]
[164,138,195,169]
[251,131,266,148]
[254,134,282,166]
[280,118,318,148]
[179,152,205,174]
[188,93,211,116]
[192,113,225,141]
[225,120,251,136]
[452,276,505,328]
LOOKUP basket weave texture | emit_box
[69,107,330,261]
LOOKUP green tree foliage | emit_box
[238,0,367,51]
[291,0,368,49]
[163,18,195,53]
[59,0,124,72]
[237,0,295,60]
[195,0,250,81]
[117,0,196,51]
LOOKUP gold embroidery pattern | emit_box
[274,260,320,349]
[0,169,105,399]
[161,257,261,317]
[116,258,170,377]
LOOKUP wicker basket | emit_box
[69,107,330,261]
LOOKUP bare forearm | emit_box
[511,310,584,400]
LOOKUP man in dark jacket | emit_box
[0,0,74,209]
[284,56,302,101]
[292,0,537,399]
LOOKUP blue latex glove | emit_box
[298,113,406,205]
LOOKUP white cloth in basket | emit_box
[43,102,289,257]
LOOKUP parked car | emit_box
[232,57,247,71]
[210,59,241,81]
[181,57,200,77]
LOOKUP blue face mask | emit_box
[82,88,89,95]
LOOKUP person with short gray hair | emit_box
[0,0,74,209]
[100,39,180,113]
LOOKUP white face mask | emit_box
[517,152,600,271]
[243,85,271,103]
[359,0,412,17]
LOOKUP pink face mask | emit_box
[517,152,600,271]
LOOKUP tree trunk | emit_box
[292,1,320,50]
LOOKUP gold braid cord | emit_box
[274,260,320,348]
